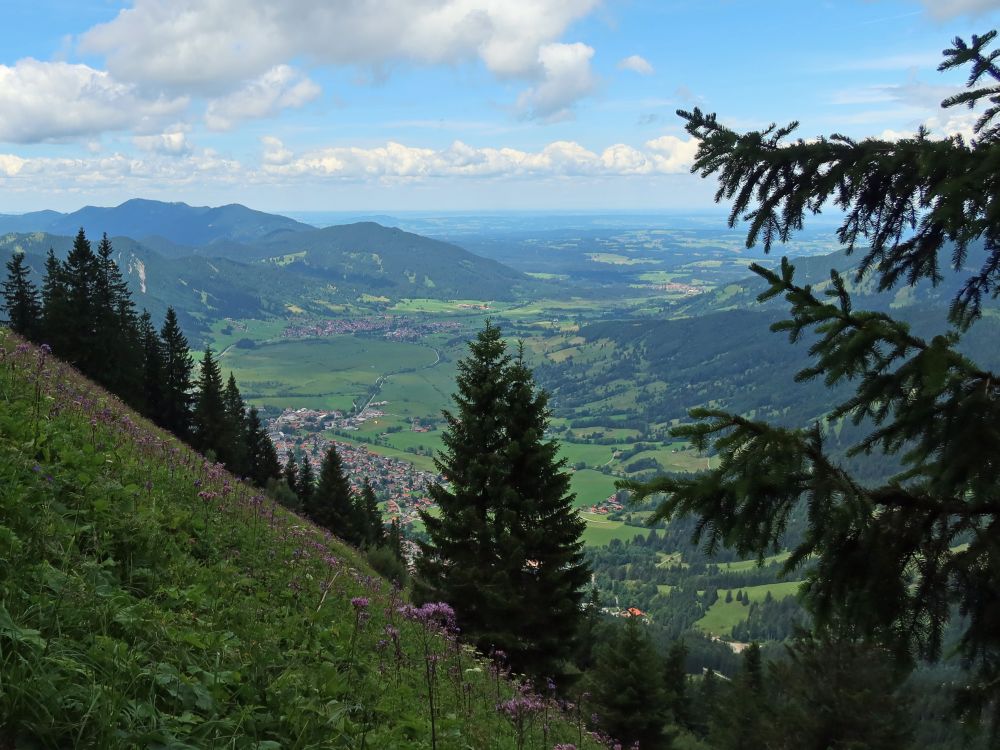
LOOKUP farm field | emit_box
[220,335,439,412]
[695,581,804,636]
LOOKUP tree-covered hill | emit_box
[0,198,312,247]
[0,330,599,749]
[242,222,536,301]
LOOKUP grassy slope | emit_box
[0,331,598,749]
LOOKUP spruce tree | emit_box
[625,30,1000,726]
[359,480,384,548]
[387,517,405,562]
[246,406,281,488]
[664,640,692,730]
[192,346,227,460]
[311,443,357,542]
[416,322,588,678]
[297,457,316,511]
[711,643,769,750]
[222,372,248,476]
[282,453,301,507]
[92,234,141,402]
[2,251,41,339]
[587,614,671,749]
[61,228,99,373]
[40,249,69,354]
[159,308,193,439]
[137,310,165,420]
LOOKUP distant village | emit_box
[267,406,440,528]
[282,316,460,341]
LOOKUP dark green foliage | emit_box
[245,406,281,488]
[40,248,69,354]
[664,640,693,730]
[159,307,194,439]
[416,322,588,678]
[137,310,165,420]
[710,643,769,750]
[192,347,227,460]
[60,228,100,372]
[297,457,316,510]
[359,481,384,548]
[1,251,40,338]
[626,31,1000,730]
[587,615,671,749]
[221,372,248,476]
[310,443,357,541]
[766,633,912,750]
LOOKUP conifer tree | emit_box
[159,307,193,439]
[310,443,357,542]
[387,517,405,562]
[192,346,227,459]
[664,640,692,730]
[297,457,316,511]
[137,310,165,420]
[711,643,769,750]
[625,30,1000,726]
[246,406,281,488]
[40,249,69,353]
[416,321,588,678]
[359,480,384,548]
[92,234,141,402]
[222,372,248,475]
[61,228,99,373]
[2,251,41,338]
[587,614,671,749]
[282,453,301,506]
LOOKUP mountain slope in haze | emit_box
[0,232,328,340]
[0,198,312,247]
[239,221,535,301]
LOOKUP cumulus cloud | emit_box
[617,55,654,75]
[258,134,697,181]
[132,130,192,155]
[0,149,243,191]
[205,66,321,130]
[79,0,600,93]
[517,43,597,121]
[918,0,1000,18]
[0,59,187,144]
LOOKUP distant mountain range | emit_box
[0,199,312,246]
[0,199,537,340]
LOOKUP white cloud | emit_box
[205,66,321,130]
[0,154,27,177]
[517,43,597,121]
[132,130,191,155]
[0,59,187,144]
[918,0,1000,19]
[79,0,600,92]
[617,55,654,75]
[259,134,697,181]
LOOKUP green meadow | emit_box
[695,581,804,636]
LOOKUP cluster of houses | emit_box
[588,494,625,515]
[282,316,459,341]
[267,412,441,528]
[270,405,387,434]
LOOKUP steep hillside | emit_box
[0,199,311,247]
[0,331,598,749]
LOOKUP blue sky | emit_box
[1,0,997,213]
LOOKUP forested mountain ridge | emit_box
[0,198,312,246]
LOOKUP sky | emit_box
[1,0,998,214]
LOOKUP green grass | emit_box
[578,512,647,546]
[569,469,620,508]
[220,336,439,411]
[695,581,804,636]
[0,330,600,749]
